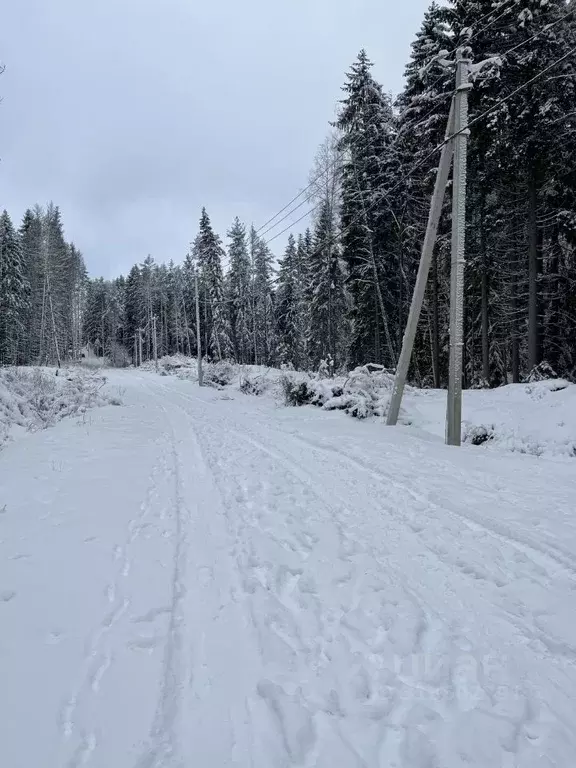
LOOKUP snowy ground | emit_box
[1,369,576,767]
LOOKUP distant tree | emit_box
[307,200,348,368]
[227,217,252,363]
[194,208,233,360]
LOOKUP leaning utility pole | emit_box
[152,315,158,371]
[387,98,455,427]
[446,51,471,446]
[194,268,204,387]
[387,50,471,447]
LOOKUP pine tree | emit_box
[336,49,398,368]
[227,217,252,363]
[250,227,276,365]
[395,2,454,386]
[276,235,305,367]
[307,200,348,369]
[0,211,29,365]
[194,208,233,360]
[38,204,71,365]
[125,265,142,363]
[18,208,43,364]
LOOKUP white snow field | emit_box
[1,369,576,768]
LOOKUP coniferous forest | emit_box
[2,0,576,386]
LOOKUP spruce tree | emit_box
[336,49,398,368]
[227,217,252,363]
[0,211,29,365]
[250,227,276,366]
[276,235,305,368]
[395,2,454,386]
[194,208,233,361]
[307,201,348,369]
[18,208,43,364]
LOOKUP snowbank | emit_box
[144,356,576,460]
[143,355,282,396]
[279,364,400,420]
[0,367,119,450]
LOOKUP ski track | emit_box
[133,401,189,768]
[2,371,576,768]
[150,379,576,767]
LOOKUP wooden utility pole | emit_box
[387,98,455,426]
[133,333,138,367]
[138,328,143,368]
[194,269,203,386]
[152,315,158,371]
[446,51,471,446]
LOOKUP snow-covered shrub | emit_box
[203,361,235,388]
[525,361,558,383]
[0,367,118,449]
[239,369,270,396]
[321,365,395,419]
[279,372,316,406]
[463,423,495,446]
[280,365,397,420]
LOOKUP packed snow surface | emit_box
[1,368,576,767]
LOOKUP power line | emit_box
[259,101,448,243]
[258,195,314,239]
[263,206,320,245]
[299,45,576,278]
[255,5,574,249]
[255,3,521,242]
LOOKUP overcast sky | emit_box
[2,0,431,278]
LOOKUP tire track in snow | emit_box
[160,388,451,765]
[273,430,576,578]
[138,381,263,767]
[142,378,576,765]
[134,402,190,768]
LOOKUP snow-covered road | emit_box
[2,370,576,767]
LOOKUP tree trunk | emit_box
[527,164,541,370]
[480,205,490,383]
[374,288,381,365]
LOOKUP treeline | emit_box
[2,0,576,384]
[0,205,85,366]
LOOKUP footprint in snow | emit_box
[1,590,16,602]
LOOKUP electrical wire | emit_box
[254,5,574,250]
[293,44,576,273]
[253,1,525,241]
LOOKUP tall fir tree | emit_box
[0,211,29,365]
[250,226,276,365]
[227,217,252,363]
[194,208,233,360]
[276,235,306,368]
[307,200,348,369]
[18,208,43,363]
[336,49,398,368]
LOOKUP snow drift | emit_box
[0,366,119,450]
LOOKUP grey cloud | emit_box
[1,0,432,278]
